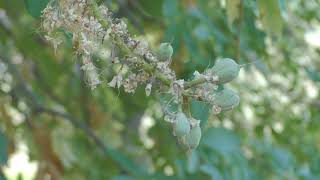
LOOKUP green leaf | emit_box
[200,164,223,180]
[105,148,149,177]
[252,58,270,77]
[112,175,133,180]
[0,173,5,180]
[257,0,283,36]
[202,128,240,154]
[159,94,178,114]
[24,0,50,18]
[226,0,241,26]
[278,0,288,18]
[306,67,320,82]
[162,0,178,18]
[0,130,8,165]
[187,151,200,174]
[163,21,183,51]
[193,24,211,41]
[270,147,294,172]
[190,100,209,127]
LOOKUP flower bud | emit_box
[211,58,240,84]
[173,112,190,137]
[213,88,240,111]
[157,43,173,61]
[185,124,202,149]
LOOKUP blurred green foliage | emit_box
[0,0,320,179]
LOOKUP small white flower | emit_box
[44,35,63,54]
[212,105,222,115]
[189,118,200,127]
[134,40,148,56]
[145,83,152,96]
[145,52,156,62]
[86,70,100,90]
[108,74,123,88]
[170,80,184,103]
[108,76,117,88]
[164,114,176,123]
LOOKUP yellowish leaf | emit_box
[257,0,283,36]
[226,0,241,26]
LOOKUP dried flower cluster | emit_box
[42,0,241,150]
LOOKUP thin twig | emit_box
[236,0,244,61]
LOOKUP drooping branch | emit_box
[41,0,241,151]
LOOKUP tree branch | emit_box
[236,0,244,61]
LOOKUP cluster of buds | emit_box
[163,58,241,149]
[172,111,202,150]
[41,0,241,150]
[188,58,241,114]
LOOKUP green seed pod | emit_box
[185,125,202,149]
[214,88,240,111]
[211,58,240,84]
[173,112,190,137]
[157,43,173,61]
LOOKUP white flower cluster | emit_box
[108,74,123,89]
[81,55,100,90]
[42,0,111,89]
[156,62,176,81]
[123,71,149,93]
[41,0,168,92]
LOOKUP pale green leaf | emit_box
[202,128,240,154]
[163,0,178,18]
[24,0,50,18]
[226,0,241,26]
[190,100,210,127]
[200,164,223,180]
[257,0,283,35]
[0,130,8,165]
[187,151,200,174]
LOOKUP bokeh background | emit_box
[0,0,320,179]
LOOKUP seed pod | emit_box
[213,88,240,111]
[157,43,173,61]
[211,58,240,84]
[173,112,190,137]
[185,124,202,149]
